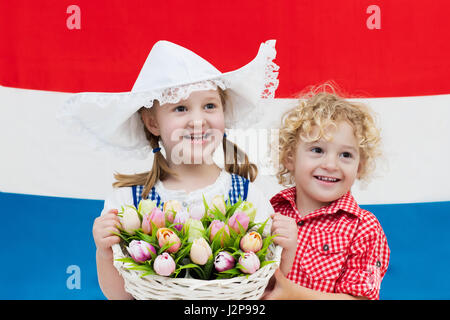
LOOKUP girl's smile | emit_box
[142,89,225,165]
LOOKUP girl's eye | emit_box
[204,103,216,110]
[174,106,187,112]
[340,152,352,158]
[311,147,323,154]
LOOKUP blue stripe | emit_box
[3,192,449,299]
[131,185,137,208]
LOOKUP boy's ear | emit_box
[141,107,160,136]
[356,157,365,179]
[283,148,296,173]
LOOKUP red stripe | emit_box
[1,0,449,97]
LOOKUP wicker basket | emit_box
[112,242,281,300]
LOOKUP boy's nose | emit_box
[321,154,338,170]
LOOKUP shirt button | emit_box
[376,260,381,268]
[297,221,304,226]
[323,244,329,252]
[182,201,188,208]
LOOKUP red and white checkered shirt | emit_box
[270,187,390,300]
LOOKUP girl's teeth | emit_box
[184,134,209,140]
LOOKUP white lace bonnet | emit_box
[59,40,279,159]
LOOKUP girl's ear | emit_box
[141,107,160,136]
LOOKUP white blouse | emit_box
[101,170,274,225]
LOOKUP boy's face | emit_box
[284,121,361,211]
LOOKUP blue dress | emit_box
[131,173,249,209]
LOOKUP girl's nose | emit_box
[187,118,206,131]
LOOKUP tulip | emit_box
[173,208,189,231]
[126,240,156,263]
[153,253,176,276]
[238,252,260,274]
[214,251,235,272]
[163,200,182,223]
[185,218,205,242]
[210,195,226,215]
[142,206,165,234]
[236,201,257,222]
[190,238,212,265]
[227,211,250,234]
[209,220,230,246]
[138,199,157,216]
[240,231,263,253]
[156,228,181,253]
[189,204,205,220]
[121,206,141,235]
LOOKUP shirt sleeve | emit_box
[100,186,134,216]
[334,214,390,300]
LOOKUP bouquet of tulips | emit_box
[114,195,276,280]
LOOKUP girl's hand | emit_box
[271,212,298,275]
[93,209,121,260]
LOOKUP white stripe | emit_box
[1,85,449,204]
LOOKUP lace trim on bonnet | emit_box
[142,80,227,108]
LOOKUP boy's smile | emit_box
[284,121,361,216]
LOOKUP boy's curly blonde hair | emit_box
[277,88,381,186]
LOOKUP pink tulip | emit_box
[126,240,156,263]
[189,204,205,220]
[153,253,176,276]
[173,209,189,231]
[240,231,263,253]
[156,228,181,253]
[238,252,260,274]
[227,211,250,234]
[209,220,230,246]
[163,200,182,223]
[214,251,235,272]
[190,238,212,265]
[142,206,165,234]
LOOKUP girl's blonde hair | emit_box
[113,88,257,199]
[277,85,381,186]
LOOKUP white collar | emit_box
[154,170,231,204]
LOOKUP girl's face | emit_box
[142,89,225,166]
[284,121,361,212]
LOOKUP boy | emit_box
[265,91,390,300]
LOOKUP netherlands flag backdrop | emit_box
[1,1,449,299]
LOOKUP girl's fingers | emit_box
[102,235,121,247]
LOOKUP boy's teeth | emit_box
[316,176,338,182]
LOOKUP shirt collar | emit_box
[270,187,364,220]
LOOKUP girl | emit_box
[61,40,279,299]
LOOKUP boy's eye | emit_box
[311,147,323,154]
[340,152,352,158]
[174,105,187,112]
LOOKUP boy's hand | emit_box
[261,268,294,300]
[271,212,298,275]
[93,209,121,260]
